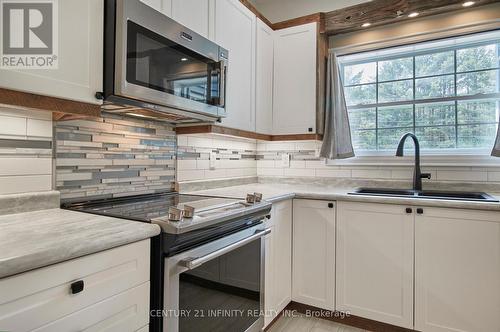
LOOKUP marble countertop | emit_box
[186,183,500,211]
[0,208,161,279]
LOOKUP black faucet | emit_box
[395,133,431,191]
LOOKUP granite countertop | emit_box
[0,208,161,279]
[186,183,500,211]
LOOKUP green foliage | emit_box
[343,42,500,152]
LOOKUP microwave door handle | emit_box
[218,59,226,107]
[179,228,271,270]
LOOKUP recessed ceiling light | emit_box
[361,22,371,27]
[408,12,419,18]
[181,58,188,62]
[463,1,475,7]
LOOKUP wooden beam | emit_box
[176,125,322,141]
[324,0,500,35]
[0,88,101,117]
[272,13,324,31]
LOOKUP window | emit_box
[340,31,500,155]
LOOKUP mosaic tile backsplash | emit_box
[55,113,176,202]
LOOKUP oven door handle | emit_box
[179,228,271,270]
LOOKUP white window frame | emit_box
[329,29,500,167]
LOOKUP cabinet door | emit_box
[255,19,274,135]
[171,0,211,38]
[265,200,292,328]
[415,207,500,332]
[292,199,335,310]
[214,0,256,131]
[0,0,103,105]
[139,0,172,16]
[273,23,316,135]
[272,200,292,313]
[336,202,414,329]
[264,224,275,327]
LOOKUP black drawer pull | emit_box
[71,280,84,294]
[406,208,413,214]
[417,208,424,215]
[328,203,334,208]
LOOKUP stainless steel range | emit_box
[63,192,271,332]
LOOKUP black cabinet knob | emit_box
[94,91,104,100]
[71,280,84,294]
[328,203,334,208]
[417,208,424,215]
[308,127,313,132]
[406,208,413,214]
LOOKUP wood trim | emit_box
[176,125,322,141]
[286,301,416,332]
[239,0,274,28]
[0,88,101,117]
[324,0,500,35]
[272,13,324,31]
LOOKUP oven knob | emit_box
[246,193,256,204]
[183,205,195,218]
[254,193,263,203]
[168,207,183,222]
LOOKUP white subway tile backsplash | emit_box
[351,169,393,179]
[436,170,488,182]
[283,168,315,177]
[0,115,26,136]
[315,169,352,178]
[177,170,205,181]
[0,175,52,195]
[257,168,284,176]
[26,119,53,138]
[177,159,197,170]
[0,158,51,176]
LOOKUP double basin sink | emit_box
[349,188,499,203]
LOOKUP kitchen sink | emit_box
[349,188,499,202]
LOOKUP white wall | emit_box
[250,0,370,23]
[0,107,53,195]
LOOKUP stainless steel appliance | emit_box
[63,192,271,332]
[104,0,228,123]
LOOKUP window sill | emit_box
[327,154,500,167]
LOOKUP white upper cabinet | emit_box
[336,202,414,329]
[0,0,103,105]
[255,19,274,135]
[214,0,256,131]
[273,23,317,135]
[415,207,500,332]
[171,0,211,38]
[139,0,172,16]
[292,199,335,311]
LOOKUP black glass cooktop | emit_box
[62,192,241,222]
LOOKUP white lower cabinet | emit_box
[0,240,151,332]
[292,199,335,311]
[264,200,292,327]
[336,202,414,329]
[415,207,500,332]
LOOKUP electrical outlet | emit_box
[281,153,291,168]
[209,152,216,169]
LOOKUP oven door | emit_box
[114,0,227,118]
[164,225,270,332]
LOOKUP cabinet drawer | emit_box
[33,282,150,332]
[0,240,150,332]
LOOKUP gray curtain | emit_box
[320,51,355,159]
[493,124,500,157]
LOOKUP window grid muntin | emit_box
[342,40,500,152]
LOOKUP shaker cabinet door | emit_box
[214,0,256,132]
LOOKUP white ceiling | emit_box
[250,0,372,23]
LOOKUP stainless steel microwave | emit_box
[104,0,228,123]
